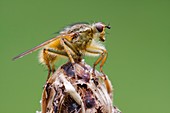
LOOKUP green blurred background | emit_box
[1,0,170,113]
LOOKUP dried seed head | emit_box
[38,61,121,113]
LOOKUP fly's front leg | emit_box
[86,47,108,75]
[99,49,108,74]
[94,49,107,75]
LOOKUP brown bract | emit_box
[38,61,121,113]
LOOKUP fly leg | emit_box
[61,38,82,57]
[43,48,69,81]
[86,47,108,75]
[98,49,108,74]
[43,49,52,81]
[60,38,75,64]
[60,38,82,79]
[86,47,111,93]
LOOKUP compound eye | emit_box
[96,24,104,32]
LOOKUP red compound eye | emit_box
[96,23,104,32]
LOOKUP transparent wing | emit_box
[12,35,62,60]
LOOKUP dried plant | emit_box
[36,61,121,113]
